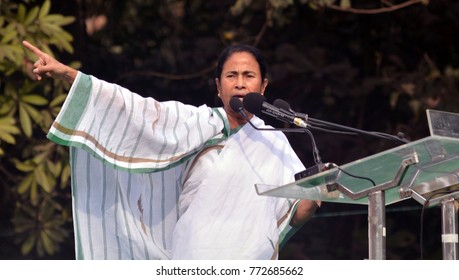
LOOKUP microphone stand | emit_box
[276,106,410,145]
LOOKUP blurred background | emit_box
[1,0,458,260]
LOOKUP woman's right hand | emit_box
[22,40,78,84]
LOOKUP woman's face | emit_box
[216,51,268,128]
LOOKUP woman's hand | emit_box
[22,40,78,84]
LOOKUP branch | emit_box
[328,0,427,14]
[115,63,217,83]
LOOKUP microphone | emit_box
[243,93,308,128]
[230,96,306,133]
[273,99,308,121]
[229,97,248,119]
[232,96,326,179]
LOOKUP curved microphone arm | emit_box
[273,99,410,144]
[229,97,323,165]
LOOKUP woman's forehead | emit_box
[222,52,260,71]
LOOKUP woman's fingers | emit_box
[22,40,45,58]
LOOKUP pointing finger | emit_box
[22,40,45,58]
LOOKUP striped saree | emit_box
[48,72,304,259]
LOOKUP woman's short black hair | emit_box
[215,44,268,81]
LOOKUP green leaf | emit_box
[0,132,16,144]
[51,34,74,54]
[47,160,62,177]
[15,159,37,172]
[30,181,38,206]
[43,14,75,26]
[24,6,39,26]
[22,103,42,124]
[35,165,52,193]
[40,231,54,255]
[21,234,37,255]
[49,94,67,107]
[0,99,15,114]
[38,0,51,19]
[17,4,26,22]
[0,116,20,144]
[60,164,71,188]
[22,95,48,106]
[19,103,33,137]
[44,228,66,242]
[1,29,17,43]
[17,174,34,194]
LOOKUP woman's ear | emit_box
[260,78,268,95]
[215,78,222,97]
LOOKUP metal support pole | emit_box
[368,190,386,260]
[441,198,459,260]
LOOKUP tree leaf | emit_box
[17,4,26,22]
[38,0,51,20]
[60,164,71,188]
[21,234,37,255]
[19,103,32,137]
[15,159,37,172]
[34,165,52,193]
[24,6,39,26]
[30,181,38,206]
[21,95,48,106]
[44,228,66,243]
[0,29,17,43]
[22,103,42,124]
[49,94,67,107]
[17,174,34,194]
[40,230,54,255]
[46,160,62,177]
[0,132,16,144]
[0,116,20,144]
[43,14,75,26]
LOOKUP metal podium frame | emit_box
[255,109,459,260]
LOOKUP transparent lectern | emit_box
[256,109,459,260]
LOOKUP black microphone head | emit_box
[229,96,244,112]
[273,99,291,111]
[242,92,264,116]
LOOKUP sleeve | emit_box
[47,72,227,173]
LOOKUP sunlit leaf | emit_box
[19,103,32,137]
[22,95,48,106]
[0,116,20,143]
[17,173,34,194]
[49,94,67,107]
[24,6,39,26]
[34,165,52,193]
[43,14,75,26]
[38,0,51,19]
[15,159,36,172]
[1,29,17,43]
[46,160,62,177]
[22,102,42,124]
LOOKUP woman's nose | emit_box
[235,76,245,89]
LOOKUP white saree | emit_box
[48,72,304,259]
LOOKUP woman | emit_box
[23,41,320,259]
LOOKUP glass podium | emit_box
[256,110,459,259]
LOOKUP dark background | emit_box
[2,0,459,260]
